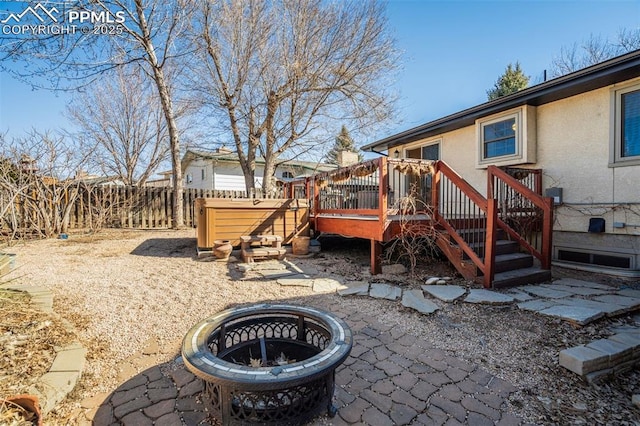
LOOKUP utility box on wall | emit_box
[545,187,563,205]
[195,198,310,249]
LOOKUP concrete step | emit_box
[491,266,552,288]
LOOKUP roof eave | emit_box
[363,49,640,152]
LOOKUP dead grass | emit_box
[0,398,37,426]
[0,289,76,397]
[3,230,640,425]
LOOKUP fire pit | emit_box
[182,304,353,425]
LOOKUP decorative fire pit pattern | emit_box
[182,304,353,425]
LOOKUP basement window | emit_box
[557,249,632,269]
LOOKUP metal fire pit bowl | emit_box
[182,304,353,426]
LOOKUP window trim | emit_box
[475,105,536,168]
[401,138,441,160]
[610,81,640,167]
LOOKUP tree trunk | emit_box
[134,0,184,228]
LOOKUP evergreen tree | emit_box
[486,62,530,101]
[326,125,362,165]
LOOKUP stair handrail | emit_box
[432,161,497,287]
[487,165,553,269]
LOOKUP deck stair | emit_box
[431,162,554,288]
[284,158,553,288]
[437,227,552,288]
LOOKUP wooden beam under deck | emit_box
[313,215,384,241]
[311,213,435,275]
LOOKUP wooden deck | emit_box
[285,158,553,288]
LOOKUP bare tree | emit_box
[0,0,194,228]
[67,66,170,186]
[617,28,640,52]
[0,130,90,239]
[384,183,442,277]
[550,29,640,78]
[191,0,398,193]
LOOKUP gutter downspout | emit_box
[369,149,389,157]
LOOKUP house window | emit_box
[282,171,294,179]
[611,84,640,166]
[186,174,193,184]
[403,141,440,205]
[476,106,536,168]
[483,118,516,158]
[201,168,206,180]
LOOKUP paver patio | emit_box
[90,261,640,425]
[93,303,522,425]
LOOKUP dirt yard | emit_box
[3,229,640,425]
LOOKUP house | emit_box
[362,49,640,277]
[181,147,336,192]
[145,170,173,187]
[73,170,125,186]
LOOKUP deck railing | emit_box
[488,166,553,269]
[284,158,552,286]
[431,161,497,287]
[286,157,439,217]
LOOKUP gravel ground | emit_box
[4,229,640,425]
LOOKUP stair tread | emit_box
[469,240,519,249]
[492,267,552,288]
[494,252,532,261]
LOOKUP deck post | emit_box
[378,157,388,240]
[487,166,495,201]
[483,198,498,289]
[313,177,321,217]
[541,197,554,269]
[370,239,382,275]
[431,161,441,221]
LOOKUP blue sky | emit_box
[1,0,639,144]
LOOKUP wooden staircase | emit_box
[436,227,552,288]
[431,162,554,288]
[284,157,553,288]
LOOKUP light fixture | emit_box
[393,149,400,158]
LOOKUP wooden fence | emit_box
[2,185,286,233]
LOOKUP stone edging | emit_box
[2,284,87,415]
[559,330,640,383]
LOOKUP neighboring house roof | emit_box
[363,49,640,152]
[181,149,336,175]
[75,175,125,186]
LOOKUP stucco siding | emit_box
[390,82,640,268]
[536,88,612,233]
[439,126,487,194]
[536,87,640,236]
